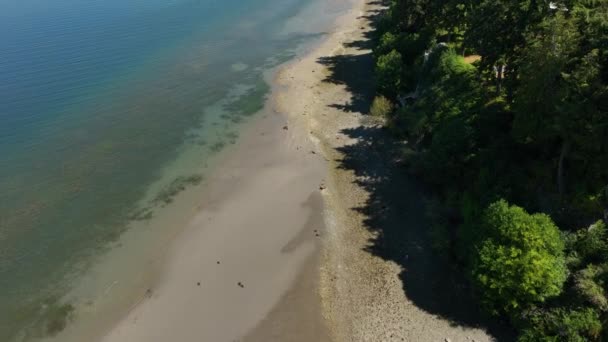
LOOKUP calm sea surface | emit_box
[0,0,343,339]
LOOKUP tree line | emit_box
[371,0,608,340]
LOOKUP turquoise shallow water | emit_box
[0,0,344,339]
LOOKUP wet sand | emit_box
[102,87,329,340]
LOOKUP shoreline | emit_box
[68,0,494,340]
[275,0,497,341]
[97,1,365,340]
[25,2,360,341]
[100,76,328,341]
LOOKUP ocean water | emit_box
[0,0,347,340]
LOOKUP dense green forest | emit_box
[372,0,608,340]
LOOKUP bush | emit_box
[471,200,567,314]
[518,308,602,341]
[376,50,403,97]
[400,48,481,147]
[420,117,474,185]
[375,32,399,57]
[574,264,608,311]
[369,96,394,119]
[574,221,608,264]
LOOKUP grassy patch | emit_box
[370,95,394,118]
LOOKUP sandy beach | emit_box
[102,0,497,341]
[101,76,329,340]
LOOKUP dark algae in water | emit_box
[152,175,204,206]
[44,303,75,337]
[12,297,74,339]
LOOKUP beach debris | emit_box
[319,184,326,190]
[445,338,452,342]
[197,282,201,286]
[311,151,316,154]
[282,125,289,130]
[237,282,245,288]
[217,261,220,264]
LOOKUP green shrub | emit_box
[472,200,567,314]
[574,221,608,264]
[375,32,399,57]
[518,308,602,342]
[420,117,474,185]
[399,31,433,66]
[574,264,608,311]
[376,50,403,97]
[399,106,427,141]
[400,48,481,147]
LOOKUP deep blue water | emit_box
[0,0,331,339]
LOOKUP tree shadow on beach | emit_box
[317,54,373,113]
[317,1,515,340]
[316,2,378,114]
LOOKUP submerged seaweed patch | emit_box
[229,115,243,124]
[223,80,269,118]
[23,297,76,338]
[225,131,238,140]
[210,141,226,153]
[45,303,74,336]
[225,131,239,145]
[152,175,204,206]
[128,207,154,221]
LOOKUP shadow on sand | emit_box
[317,1,514,340]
